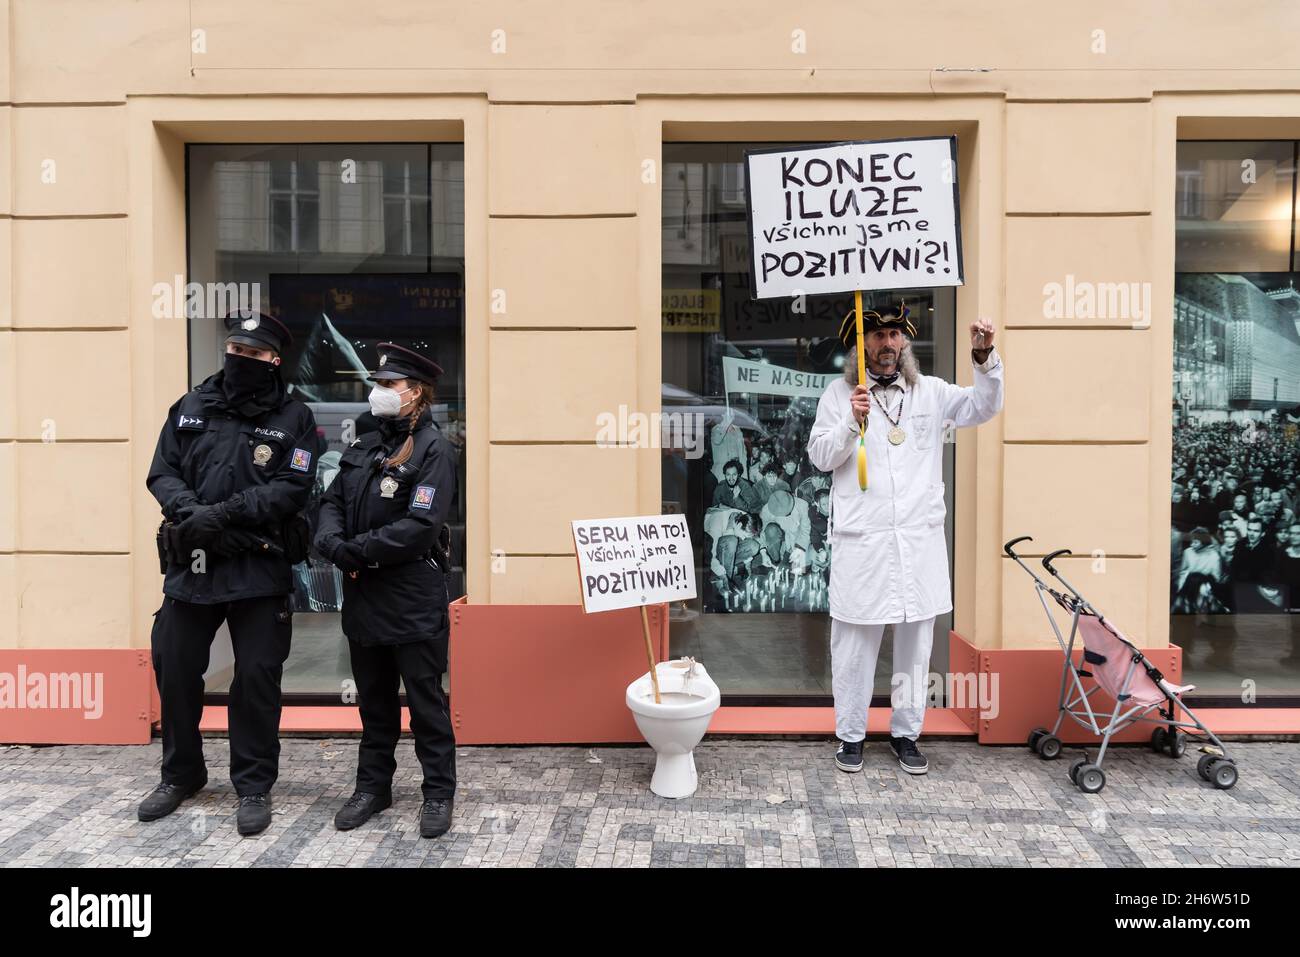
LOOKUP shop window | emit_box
[1175,141,1296,273]
[1173,141,1300,697]
[662,143,956,702]
[186,143,465,698]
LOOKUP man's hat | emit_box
[224,309,293,354]
[371,341,444,384]
[837,300,918,349]
[765,489,796,519]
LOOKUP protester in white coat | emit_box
[807,303,1003,775]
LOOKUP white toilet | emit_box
[625,658,721,799]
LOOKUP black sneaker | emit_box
[236,793,273,836]
[334,791,392,831]
[137,775,207,822]
[419,797,454,839]
[890,736,929,775]
[834,739,864,773]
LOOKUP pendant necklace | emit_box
[873,388,906,445]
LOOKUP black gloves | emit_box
[314,532,365,572]
[174,501,231,549]
[331,540,368,573]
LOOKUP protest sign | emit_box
[744,136,964,300]
[721,355,836,401]
[572,515,696,614]
[573,515,697,703]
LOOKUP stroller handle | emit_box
[1004,535,1032,557]
[1042,548,1072,574]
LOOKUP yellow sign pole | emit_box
[854,289,869,491]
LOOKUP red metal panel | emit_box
[972,637,1183,744]
[946,629,980,733]
[447,599,669,744]
[0,649,153,744]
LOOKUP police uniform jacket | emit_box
[315,408,458,648]
[147,372,321,603]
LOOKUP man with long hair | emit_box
[807,303,1003,775]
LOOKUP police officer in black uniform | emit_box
[314,342,459,838]
[141,311,321,836]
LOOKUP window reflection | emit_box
[187,143,465,696]
[1175,141,1296,273]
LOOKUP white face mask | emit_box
[368,384,411,419]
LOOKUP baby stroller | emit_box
[1004,536,1239,793]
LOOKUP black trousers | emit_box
[150,595,293,796]
[348,638,456,800]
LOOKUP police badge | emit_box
[253,443,273,467]
[379,476,399,499]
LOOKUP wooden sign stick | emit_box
[855,289,869,491]
[640,604,661,704]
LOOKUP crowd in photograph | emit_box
[1171,417,1300,624]
[701,400,832,613]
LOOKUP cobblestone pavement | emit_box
[1,738,1297,867]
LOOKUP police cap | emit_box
[371,341,444,384]
[224,309,294,355]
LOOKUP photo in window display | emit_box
[1171,273,1300,631]
[702,359,833,614]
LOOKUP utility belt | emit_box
[156,511,311,571]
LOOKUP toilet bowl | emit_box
[626,659,721,799]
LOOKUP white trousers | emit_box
[830,616,935,743]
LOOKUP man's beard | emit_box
[869,349,898,373]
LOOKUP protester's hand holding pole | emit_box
[854,289,869,490]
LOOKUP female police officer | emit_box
[313,342,459,838]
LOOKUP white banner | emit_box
[721,356,836,400]
[572,515,697,613]
[744,136,964,300]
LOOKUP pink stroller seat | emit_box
[1075,614,1183,709]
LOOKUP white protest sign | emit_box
[721,355,836,400]
[572,515,697,613]
[744,136,964,300]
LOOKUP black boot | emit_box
[137,775,207,822]
[334,792,392,831]
[236,793,273,836]
[419,797,454,839]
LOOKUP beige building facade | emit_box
[3,1,1300,741]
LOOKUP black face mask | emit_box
[376,411,415,445]
[222,352,279,412]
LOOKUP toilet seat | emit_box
[625,664,720,720]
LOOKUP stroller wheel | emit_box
[1037,735,1062,760]
[1076,764,1106,794]
[1212,761,1239,790]
[1028,728,1048,752]
[1197,753,1218,781]
[1150,728,1167,753]
[1069,758,1087,784]
[1165,731,1187,758]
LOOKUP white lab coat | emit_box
[806,349,1005,625]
